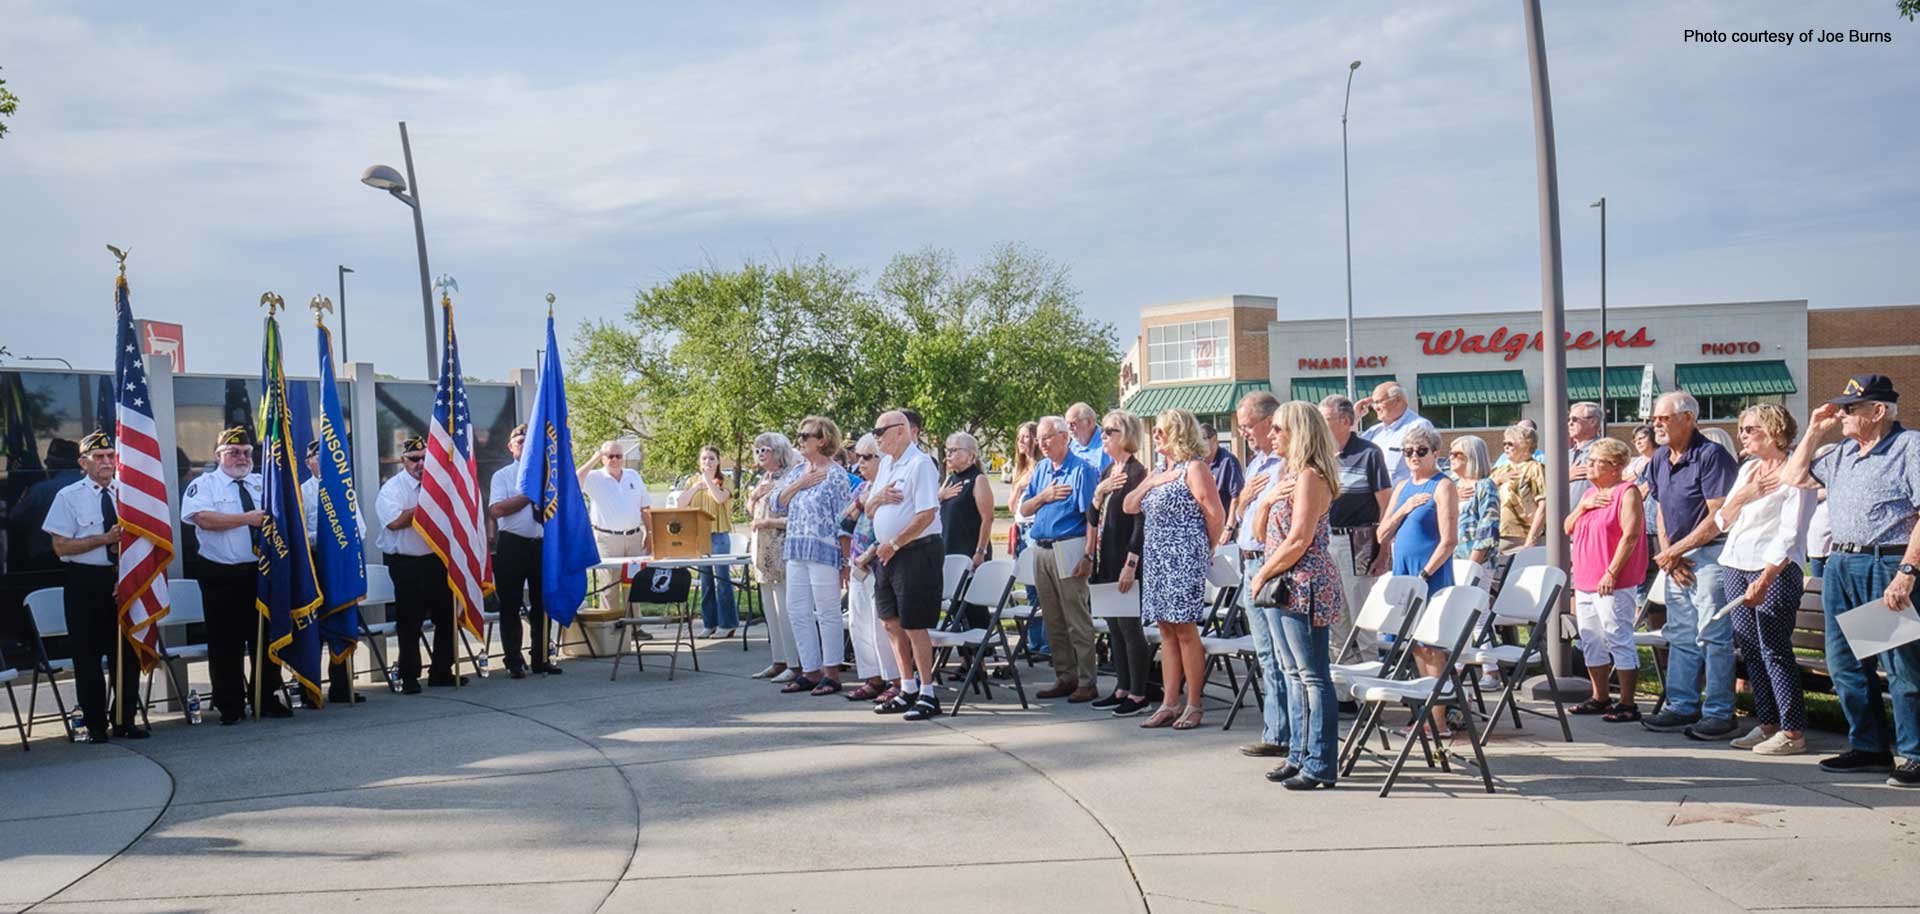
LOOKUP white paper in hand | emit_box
[1836,599,1920,659]
[1051,536,1088,578]
[1089,582,1142,618]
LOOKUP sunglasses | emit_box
[1101,425,1121,436]
[871,423,903,437]
[603,454,624,460]
[1738,425,1764,435]
[857,453,879,462]
[1405,447,1433,458]
[403,455,424,464]
[797,431,823,440]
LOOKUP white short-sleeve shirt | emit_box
[869,444,943,545]
[582,468,649,531]
[41,477,118,567]
[375,471,432,556]
[491,460,543,539]
[181,469,264,566]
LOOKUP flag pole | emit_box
[114,625,125,730]
[254,614,265,719]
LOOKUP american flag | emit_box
[112,274,171,670]
[412,292,492,639]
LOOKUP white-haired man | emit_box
[579,439,652,619]
[1022,414,1101,702]
[1066,402,1112,474]
[1356,382,1434,489]
[867,410,949,720]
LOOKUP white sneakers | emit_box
[770,669,798,683]
[1730,725,1806,755]
[751,664,779,679]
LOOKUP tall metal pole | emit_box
[1592,197,1607,425]
[1524,0,1577,689]
[337,265,354,363]
[1341,61,1362,400]
[398,122,436,379]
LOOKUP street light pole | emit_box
[1523,0,1578,691]
[360,121,438,379]
[1341,60,1362,400]
[337,265,354,363]
[1592,197,1607,425]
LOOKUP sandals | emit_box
[1139,705,1180,729]
[1571,698,1613,715]
[810,679,843,696]
[1171,705,1206,731]
[846,683,883,702]
[781,676,819,694]
[1603,702,1641,723]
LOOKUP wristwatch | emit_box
[1901,564,1920,580]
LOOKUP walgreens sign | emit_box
[1414,326,1655,363]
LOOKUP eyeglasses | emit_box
[403,455,424,464]
[1405,447,1433,458]
[1448,451,1465,459]
[871,423,903,438]
[1102,426,1121,435]
[603,454,624,460]
[1651,414,1675,423]
[1738,425,1764,435]
[1841,402,1876,416]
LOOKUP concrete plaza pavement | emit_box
[5,628,1920,914]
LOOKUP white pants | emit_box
[761,582,800,667]
[786,560,845,673]
[1574,589,1638,670]
[846,573,898,680]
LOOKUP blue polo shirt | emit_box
[1811,423,1920,547]
[1645,430,1739,545]
[1022,451,1098,542]
[1070,428,1111,474]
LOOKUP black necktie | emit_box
[235,478,256,512]
[100,486,119,561]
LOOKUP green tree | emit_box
[570,255,867,482]
[1902,0,1919,20]
[0,67,18,140]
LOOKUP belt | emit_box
[1832,542,1907,556]
[1033,535,1084,549]
[593,526,644,536]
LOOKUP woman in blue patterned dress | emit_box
[776,415,854,695]
[1448,436,1501,567]
[1123,408,1225,731]
[1245,401,1346,789]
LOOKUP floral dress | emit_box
[750,470,790,588]
[1141,464,1210,624]
[1264,470,1346,627]
[1455,477,1501,560]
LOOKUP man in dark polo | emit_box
[1786,374,1920,785]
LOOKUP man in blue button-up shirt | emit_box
[1644,391,1740,739]
[1022,415,1100,701]
[1067,402,1112,474]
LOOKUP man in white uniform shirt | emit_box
[301,440,368,704]
[866,410,947,721]
[578,439,652,618]
[1356,382,1435,489]
[377,435,462,693]
[490,424,560,677]
[40,431,145,741]
[182,427,287,723]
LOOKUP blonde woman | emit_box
[776,416,855,695]
[747,432,803,681]
[1245,402,1346,789]
[1492,423,1546,550]
[1088,409,1152,715]
[1124,408,1226,730]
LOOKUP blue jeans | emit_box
[699,532,739,629]
[1277,611,1338,783]
[1660,542,1734,720]
[1244,563,1291,747]
[1823,553,1920,758]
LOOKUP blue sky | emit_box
[2,1,1916,379]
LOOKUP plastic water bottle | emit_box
[186,689,204,725]
[286,684,303,709]
[477,654,490,678]
[67,708,85,742]
[386,664,401,690]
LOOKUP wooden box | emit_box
[648,506,713,559]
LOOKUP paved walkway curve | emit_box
[6,637,1920,913]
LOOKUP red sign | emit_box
[1413,326,1655,363]
[1194,339,1216,370]
[1298,355,1389,371]
[1700,341,1761,355]
[135,319,185,373]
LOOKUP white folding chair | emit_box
[148,579,209,713]
[1006,548,1045,664]
[926,559,1026,715]
[23,587,74,739]
[1330,575,1429,697]
[724,531,759,652]
[1,667,26,750]
[1200,548,1260,727]
[1458,564,1572,743]
[942,554,974,609]
[359,563,403,690]
[1341,585,1495,796]
[1633,570,1670,714]
[1450,559,1491,591]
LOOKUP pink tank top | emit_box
[1570,481,1648,592]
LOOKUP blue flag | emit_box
[312,320,364,664]
[255,311,325,706]
[518,313,600,627]
[288,381,313,484]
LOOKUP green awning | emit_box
[1124,380,1270,417]
[1674,360,1796,397]
[1566,366,1649,401]
[1289,374,1396,404]
[1416,370,1530,407]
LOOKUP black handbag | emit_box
[1251,574,1292,609]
